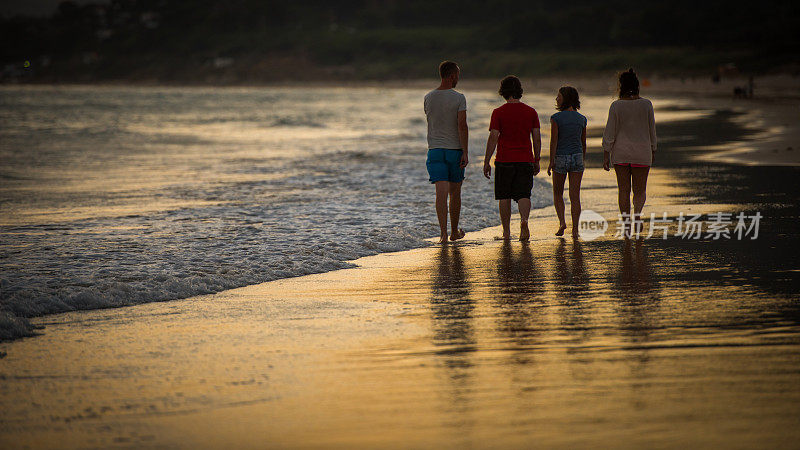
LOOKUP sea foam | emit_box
[0,85,555,340]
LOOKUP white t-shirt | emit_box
[424,89,467,150]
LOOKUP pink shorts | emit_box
[614,163,650,168]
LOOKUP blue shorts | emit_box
[426,148,465,183]
[553,153,585,174]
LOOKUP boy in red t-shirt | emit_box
[482,76,542,241]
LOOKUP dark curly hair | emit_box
[557,86,580,111]
[618,68,640,98]
[498,75,523,100]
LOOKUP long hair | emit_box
[557,86,580,111]
[618,68,640,98]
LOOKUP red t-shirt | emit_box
[489,102,540,163]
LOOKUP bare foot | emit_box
[494,235,511,241]
[555,224,567,236]
[438,234,448,244]
[520,221,530,242]
[450,228,465,242]
[571,227,580,239]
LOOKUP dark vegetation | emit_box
[2,0,799,83]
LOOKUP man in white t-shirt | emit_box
[424,61,469,244]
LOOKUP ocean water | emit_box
[0,84,632,339]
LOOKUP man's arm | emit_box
[458,110,469,168]
[483,129,500,179]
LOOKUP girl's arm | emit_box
[547,119,558,176]
[581,126,587,158]
[483,129,500,179]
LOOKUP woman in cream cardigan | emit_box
[602,68,657,236]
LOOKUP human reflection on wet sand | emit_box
[491,241,548,407]
[608,238,662,371]
[610,239,659,303]
[493,242,545,352]
[553,239,589,299]
[553,239,592,345]
[430,245,474,351]
[429,245,476,417]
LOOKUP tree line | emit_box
[2,0,798,81]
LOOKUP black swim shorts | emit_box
[494,162,534,201]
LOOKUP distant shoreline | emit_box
[0,85,797,342]
[3,74,799,99]
[3,78,798,169]
[2,82,799,447]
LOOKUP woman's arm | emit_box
[547,119,558,176]
[483,129,500,179]
[648,101,657,164]
[601,104,616,171]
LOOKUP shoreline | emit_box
[1,89,798,342]
[1,86,800,446]
[3,73,799,98]
[0,91,794,335]
[4,78,797,170]
[2,161,798,447]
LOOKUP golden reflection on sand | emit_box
[1,163,799,447]
[2,230,800,448]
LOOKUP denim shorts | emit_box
[553,153,584,174]
[426,148,465,183]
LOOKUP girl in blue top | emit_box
[547,86,587,238]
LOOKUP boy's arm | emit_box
[483,129,500,179]
[532,128,542,175]
[458,110,469,168]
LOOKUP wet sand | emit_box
[2,97,800,448]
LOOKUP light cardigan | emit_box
[601,98,657,166]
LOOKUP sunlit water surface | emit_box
[1,86,797,446]
[2,85,701,338]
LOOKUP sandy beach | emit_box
[2,88,800,448]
